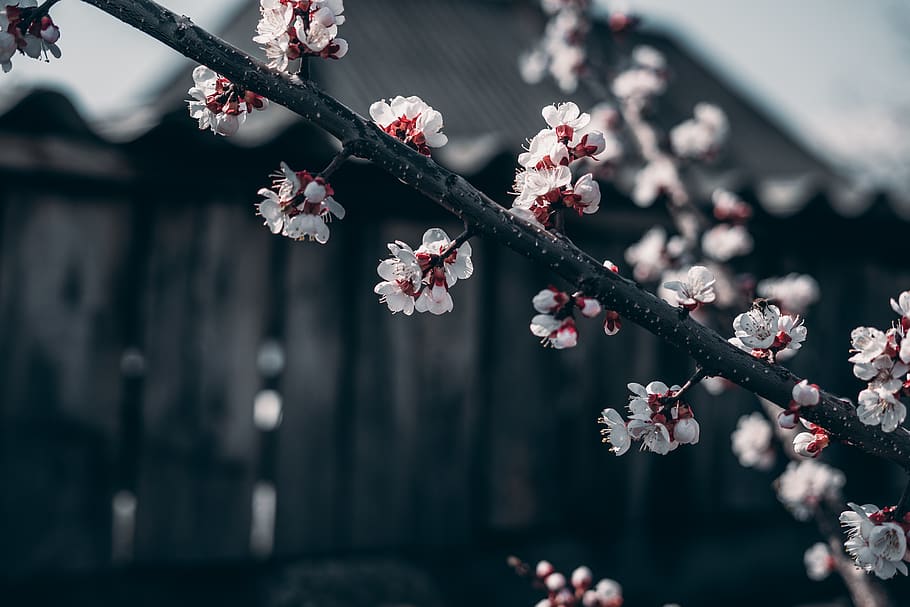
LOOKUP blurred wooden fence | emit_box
[1,95,909,579]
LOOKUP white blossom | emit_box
[374,241,423,315]
[599,408,630,456]
[632,158,676,207]
[756,274,820,314]
[733,304,781,350]
[531,314,577,349]
[792,380,820,406]
[611,68,665,101]
[670,103,729,160]
[662,265,716,309]
[256,162,344,243]
[848,327,888,364]
[625,227,667,282]
[702,224,753,261]
[187,66,268,136]
[731,412,775,470]
[841,503,909,580]
[857,387,907,432]
[804,542,834,581]
[853,355,908,393]
[776,460,845,521]
[370,95,448,155]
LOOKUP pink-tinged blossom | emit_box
[531,314,577,349]
[599,408,631,456]
[632,158,676,207]
[611,67,666,101]
[576,296,602,318]
[598,264,622,336]
[583,578,623,607]
[775,460,845,522]
[849,327,888,364]
[257,162,344,243]
[756,273,820,315]
[625,226,667,282]
[187,66,269,136]
[571,566,593,591]
[804,543,834,581]
[793,431,828,458]
[370,95,448,156]
[631,45,666,71]
[519,128,570,169]
[535,560,555,579]
[792,380,820,407]
[533,286,570,314]
[702,224,753,261]
[670,103,729,160]
[563,173,601,215]
[854,355,908,393]
[542,101,591,137]
[731,302,806,360]
[0,1,62,72]
[891,290,910,323]
[841,503,909,580]
[857,387,906,433]
[662,265,716,310]
[711,189,752,223]
[544,572,566,592]
[624,381,697,455]
[254,0,347,71]
[733,303,780,349]
[731,412,775,470]
[374,241,422,315]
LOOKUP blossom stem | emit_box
[318,145,352,179]
[438,226,475,260]
[666,366,707,404]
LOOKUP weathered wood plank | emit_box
[134,202,268,561]
[347,220,481,547]
[0,195,132,573]
[272,229,346,555]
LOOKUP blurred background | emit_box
[1,1,909,606]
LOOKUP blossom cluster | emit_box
[187,66,269,136]
[519,0,592,93]
[600,381,700,456]
[529,286,602,349]
[511,102,605,228]
[729,300,807,362]
[848,290,910,433]
[661,265,716,310]
[730,412,775,470]
[370,95,448,156]
[256,161,345,243]
[670,102,729,161]
[841,502,910,579]
[509,557,623,607]
[0,0,61,72]
[774,459,844,522]
[254,0,347,72]
[374,228,473,315]
[702,190,754,263]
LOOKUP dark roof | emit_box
[2,0,903,218]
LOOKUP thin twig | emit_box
[318,145,352,179]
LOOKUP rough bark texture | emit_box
[78,0,910,473]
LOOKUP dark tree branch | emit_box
[79,0,910,471]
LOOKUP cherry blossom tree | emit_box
[5,0,910,605]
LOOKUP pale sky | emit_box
[4,0,909,189]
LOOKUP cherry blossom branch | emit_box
[817,500,893,607]
[665,365,706,404]
[439,225,475,259]
[759,399,893,606]
[78,0,910,472]
[318,145,352,179]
